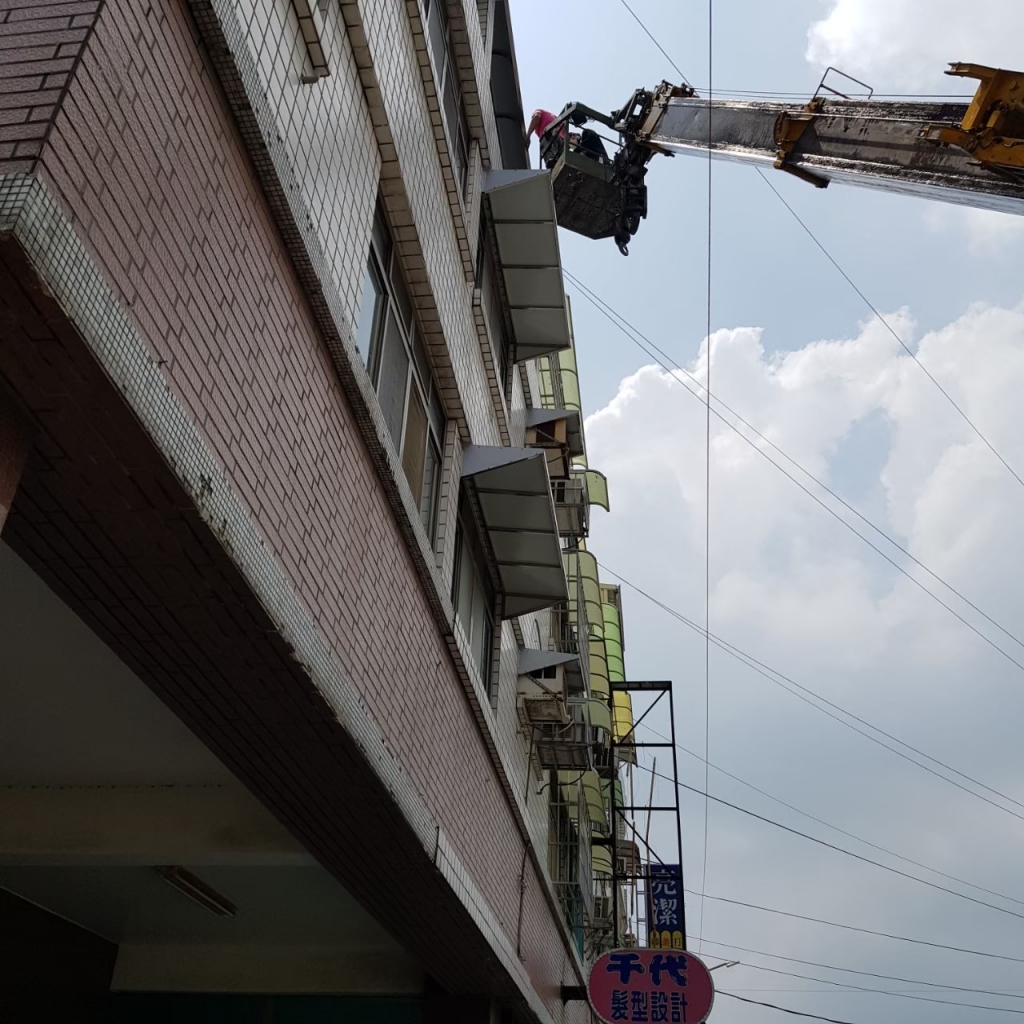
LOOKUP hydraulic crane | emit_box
[542,63,1024,254]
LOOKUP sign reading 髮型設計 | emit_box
[588,948,715,1024]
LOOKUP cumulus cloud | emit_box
[806,0,1024,91]
[586,299,1024,1007]
[925,205,1024,256]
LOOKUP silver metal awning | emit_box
[462,445,569,618]
[517,649,578,676]
[525,407,584,457]
[483,170,572,361]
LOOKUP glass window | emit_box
[477,222,513,389]
[402,388,429,504]
[424,0,471,198]
[355,203,447,542]
[355,258,384,370]
[452,503,496,693]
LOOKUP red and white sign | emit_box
[588,948,715,1024]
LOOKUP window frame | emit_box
[476,218,514,400]
[423,0,472,199]
[357,204,445,545]
[452,493,497,695]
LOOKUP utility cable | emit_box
[755,167,1024,493]
[717,990,861,1024]
[638,719,1024,909]
[698,0,713,958]
[687,890,1024,964]
[596,563,1024,825]
[632,761,1024,923]
[701,939,1024,1002]
[615,0,692,87]
[566,269,1024,664]
[611,0,1024,495]
[721,959,1024,1015]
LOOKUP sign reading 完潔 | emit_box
[647,863,685,949]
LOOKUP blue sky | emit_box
[511,3,1024,1022]
[512,0,1024,413]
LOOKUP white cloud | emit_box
[806,0,1024,91]
[925,204,1024,255]
[586,298,1024,989]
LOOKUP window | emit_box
[477,222,513,393]
[355,205,445,542]
[423,0,471,197]
[452,496,495,692]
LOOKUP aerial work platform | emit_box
[542,63,1024,254]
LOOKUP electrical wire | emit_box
[640,721,1024,910]
[598,561,1024,825]
[717,990,862,1024]
[615,0,692,87]
[687,891,1024,964]
[632,760,1024,923]
[720,959,1024,1015]
[609,0,1024,494]
[565,269,1024,664]
[698,0,713,959]
[754,167,1024,493]
[701,939,1024,1002]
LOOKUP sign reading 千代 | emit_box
[588,949,715,1024]
[647,863,685,949]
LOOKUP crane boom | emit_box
[545,63,1024,254]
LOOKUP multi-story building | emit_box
[0,2,636,1021]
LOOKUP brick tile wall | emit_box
[0,0,101,173]
[0,0,587,1017]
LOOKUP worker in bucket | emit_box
[528,108,609,168]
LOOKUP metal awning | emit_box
[483,169,572,362]
[518,647,584,693]
[526,407,584,457]
[462,445,569,618]
[518,649,577,676]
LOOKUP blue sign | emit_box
[647,864,684,949]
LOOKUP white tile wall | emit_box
[224,0,577,972]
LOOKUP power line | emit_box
[754,167,1024,493]
[702,939,1024,1002]
[598,561,1024,824]
[689,891,1024,964]
[640,720,1024,909]
[722,958,1024,1015]
[717,990,862,1024]
[633,761,1024,923]
[614,0,692,87]
[698,0,713,959]
[565,269,1024,668]
[612,0,1024,498]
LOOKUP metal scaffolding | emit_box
[596,679,686,949]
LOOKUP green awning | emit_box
[588,696,612,735]
[579,468,609,511]
[592,842,613,877]
[582,769,607,830]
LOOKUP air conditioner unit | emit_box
[517,663,569,727]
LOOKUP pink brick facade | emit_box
[0,0,588,1021]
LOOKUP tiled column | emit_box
[0,388,28,535]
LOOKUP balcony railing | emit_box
[551,474,589,538]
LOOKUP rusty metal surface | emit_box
[649,97,1024,214]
